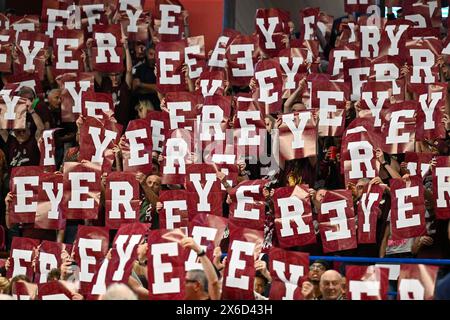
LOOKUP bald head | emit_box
[48,89,61,108]
[146,175,161,194]
[320,270,344,300]
[101,284,137,300]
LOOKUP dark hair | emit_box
[255,272,269,286]
[47,268,61,282]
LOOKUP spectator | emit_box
[132,44,160,111]
[100,283,138,300]
[319,270,345,300]
[181,237,220,300]
[0,276,10,294]
[302,259,329,300]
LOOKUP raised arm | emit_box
[181,237,221,300]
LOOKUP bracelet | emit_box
[197,250,206,257]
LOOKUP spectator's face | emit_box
[264,117,273,132]
[288,21,295,34]
[292,103,305,111]
[184,271,200,300]
[254,276,266,295]
[48,91,61,108]
[355,180,369,199]
[20,92,34,102]
[109,73,121,88]
[14,128,30,143]
[308,263,326,282]
[146,175,161,194]
[147,49,156,67]
[320,271,343,300]
[137,105,148,119]
[315,189,327,203]
[135,43,146,59]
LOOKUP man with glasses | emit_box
[301,260,329,300]
[181,237,221,300]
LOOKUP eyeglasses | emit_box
[185,279,198,284]
[309,264,326,271]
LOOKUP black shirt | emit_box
[134,63,160,111]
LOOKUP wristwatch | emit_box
[197,250,206,257]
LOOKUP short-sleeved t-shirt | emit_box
[6,135,40,170]
[386,211,414,256]
[134,63,160,111]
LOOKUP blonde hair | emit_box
[0,277,10,295]
[135,100,154,112]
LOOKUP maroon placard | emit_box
[318,190,357,253]
[91,24,124,73]
[103,222,148,287]
[416,82,447,141]
[78,116,122,172]
[158,190,189,234]
[156,40,186,94]
[381,101,417,154]
[273,185,316,248]
[404,152,434,178]
[105,172,141,229]
[397,264,439,300]
[185,35,207,80]
[360,81,395,128]
[278,110,318,161]
[228,180,268,231]
[53,29,85,76]
[390,175,426,240]
[15,31,49,81]
[344,0,376,14]
[0,30,15,73]
[164,91,201,130]
[39,128,61,171]
[37,281,74,300]
[35,172,66,230]
[35,240,66,284]
[74,225,109,295]
[357,184,385,244]
[61,161,101,220]
[299,7,319,41]
[196,70,226,97]
[253,58,284,114]
[161,128,194,185]
[278,48,309,98]
[185,163,224,218]
[343,58,371,101]
[145,110,170,153]
[7,237,40,280]
[81,91,115,120]
[255,8,290,58]
[432,156,450,219]
[221,224,264,300]
[269,247,309,300]
[147,228,188,300]
[328,44,358,77]
[187,214,228,270]
[9,166,43,224]
[346,265,389,300]
[226,34,258,87]
[0,94,28,130]
[57,72,95,123]
[341,117,382,186]
[310,80,349,137]
[154,0,185,42]
[120,118,153,175]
